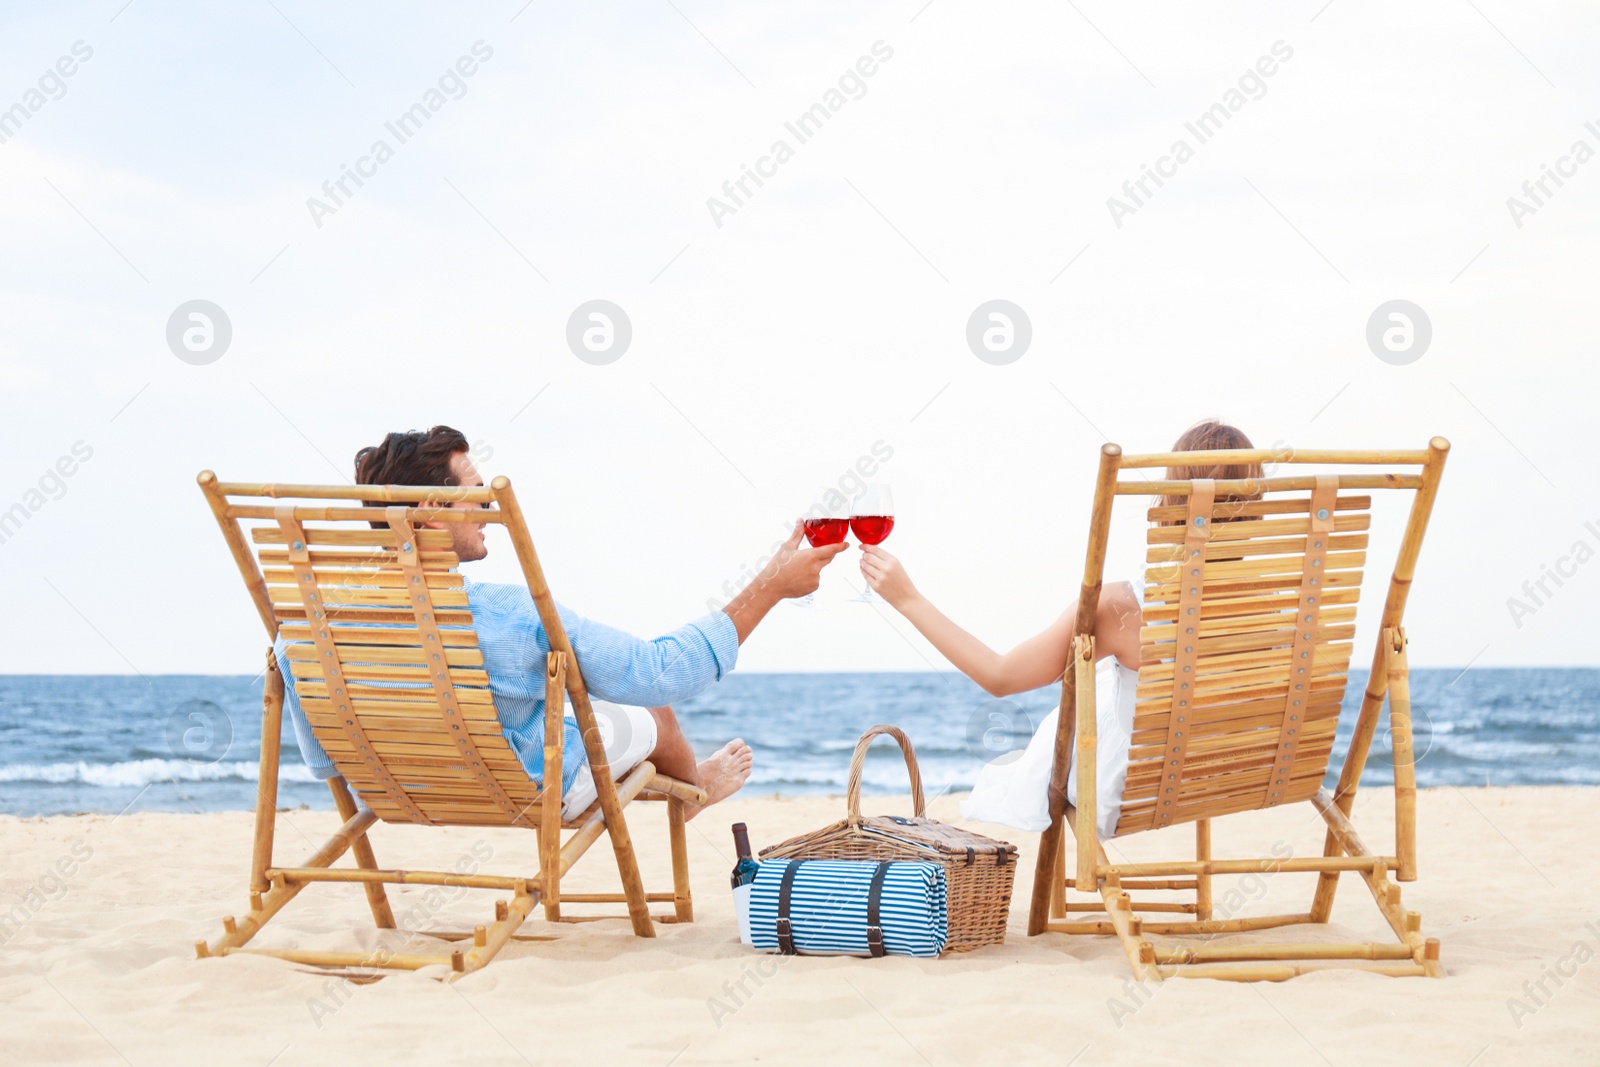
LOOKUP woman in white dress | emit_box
[858,421,1263,838]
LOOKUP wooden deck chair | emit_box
[1026,440,1450,981]
[192,472,707,980]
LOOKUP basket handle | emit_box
[846,724,926,825]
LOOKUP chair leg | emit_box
[668,799,693,922]
[539,796,562,923]
[1028,815,1067,936]
[1050,832,1068,919]
[327,776,394,929]
[198,806,379,958]
[249,650,286,899]
[571,698,654,937]
[542,651,566,923]
[1386,629,1418,882]
[1313,626,1397,922]
[1195,819,1213,921]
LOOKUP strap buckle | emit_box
[776,859,804,955]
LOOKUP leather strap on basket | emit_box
[776,860,804,955]
[866,861,891,958]
[1264,476,1338,807]
[388,507,534,829]
[1155,479,1214,828]
[846,725,925,826]
[275,507,430,823]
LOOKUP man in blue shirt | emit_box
[275,426,849,820]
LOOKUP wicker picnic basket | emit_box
[758,725,1017,952]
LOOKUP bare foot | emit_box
[684,739,753,821]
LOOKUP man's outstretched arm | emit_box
[723,521,848,643]
[556,522,847,707]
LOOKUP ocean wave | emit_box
[0,759,319,788]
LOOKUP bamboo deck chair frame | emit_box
[192,472,708,980]
[1026,439,1450,982]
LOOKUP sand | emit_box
[1,786,1596,1066]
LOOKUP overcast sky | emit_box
[1,1,1596,675]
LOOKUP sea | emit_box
[1,670,1596,817]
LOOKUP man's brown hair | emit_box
[353,426,472,528]
[354,426,470,487]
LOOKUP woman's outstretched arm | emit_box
[859,544,1142,697]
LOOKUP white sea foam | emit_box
[0,759,318,788]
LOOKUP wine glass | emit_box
[794,498,851,608]
[849,484,894,603]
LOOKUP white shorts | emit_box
[561,701,660,820]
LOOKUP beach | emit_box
[2,786,1595,1066]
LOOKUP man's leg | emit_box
[645,706,753,820]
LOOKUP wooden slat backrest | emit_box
[1045,443,1452,843]
[1115,481,1371,835]
[203,482,550,828]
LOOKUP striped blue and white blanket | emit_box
[748,858,947,958]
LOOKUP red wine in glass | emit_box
[850,484,894,602]
[849,516,894,545]
[803,518,850,547]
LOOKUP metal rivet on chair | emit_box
[1316,508,1329,520]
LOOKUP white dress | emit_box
[959,656,1137,840]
